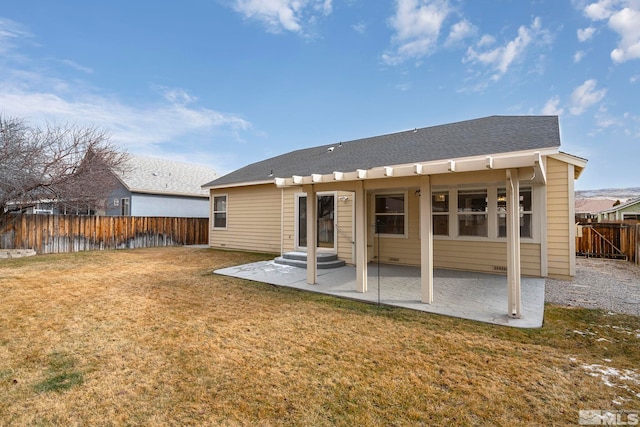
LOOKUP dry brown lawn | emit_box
[1,247,639,426]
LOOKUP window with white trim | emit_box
[497,187,532,238]
[120,198,130,216]
[457,189,488,237]
[212,195,227,229]
[432,191,449,236]
[375,193,406,236]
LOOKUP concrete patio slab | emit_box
[214,261,545,328]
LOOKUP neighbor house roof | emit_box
[575,199,617,214]
[598,197,640,214]
[204,115,563,188]
[116,155,217,197]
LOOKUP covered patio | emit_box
[214,261,545,328]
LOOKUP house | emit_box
[575,198,616,223]
[598,198,640,222]
[203,115,587,318]
[107,155,217,218]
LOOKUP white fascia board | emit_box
[206,179,274,190]
[131,189,209,198]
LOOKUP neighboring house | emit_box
[107,155,217,218]
[575,198,616,223]
[203,116,587,318]
[598,198,640,222]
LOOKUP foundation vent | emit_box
[388,257,400,262]
[493,265,507,272]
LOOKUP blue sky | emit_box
[1,0,638,190]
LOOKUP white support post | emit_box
[304,185,317,285]
[506,169,522,318]
[420,176,434,303]
[355,181,367,293]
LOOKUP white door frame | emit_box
[294,191,337,252]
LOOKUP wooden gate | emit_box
[576,223,639,265]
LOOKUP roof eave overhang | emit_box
[131,189,209,198]
[204,179,274,190]
[549,152,588,179]
[275,148,559,188]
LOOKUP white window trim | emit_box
[432,185,540,243]
[456,187,490,238]
[212,193,228,230]
[373,191,408,239]
[432,190,450,237]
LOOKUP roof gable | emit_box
[205,115,561,187]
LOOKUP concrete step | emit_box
[274,251,345,269]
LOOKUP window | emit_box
[432,191,449,236]
[457,189,487,237]
[375,194,406,236]
[497,187,532,238]
[120,198,130,216]
[213,195,227,229]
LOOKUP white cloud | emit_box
[382,0,451,65]
[584,0,620,20]
[631,74,640,82]
[542,96,564,116]
[0,86,251,150]
[0,17,33,55]
[477,34,496,47]
[581,0,640,63]
[608,6,640,62]
[574,50,586,62]
[463,17,550,81]
[60,59,94,74]
[577,26,597,41]
[569,79,607,115]
[352,22,366,34]
[232,0,332,34]
[444,19,477,47]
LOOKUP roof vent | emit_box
[327,146,335,152]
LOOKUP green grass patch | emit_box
[34,372,83,393]
[33,352,83,393]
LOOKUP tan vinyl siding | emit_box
[374,191,420,265]
[209,184,281,254]
[282,187,299,254]
[546,157,572,279]
[336,191,354,264]
[433,241,540,276]
[374,183,542,276]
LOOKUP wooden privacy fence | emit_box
[0,214,209,254]
[576,223,639,265]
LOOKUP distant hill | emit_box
[576,187,640,202]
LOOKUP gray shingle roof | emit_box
[116,155,217,197]
[205,115,561,187]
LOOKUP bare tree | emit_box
[0,116,128,217]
